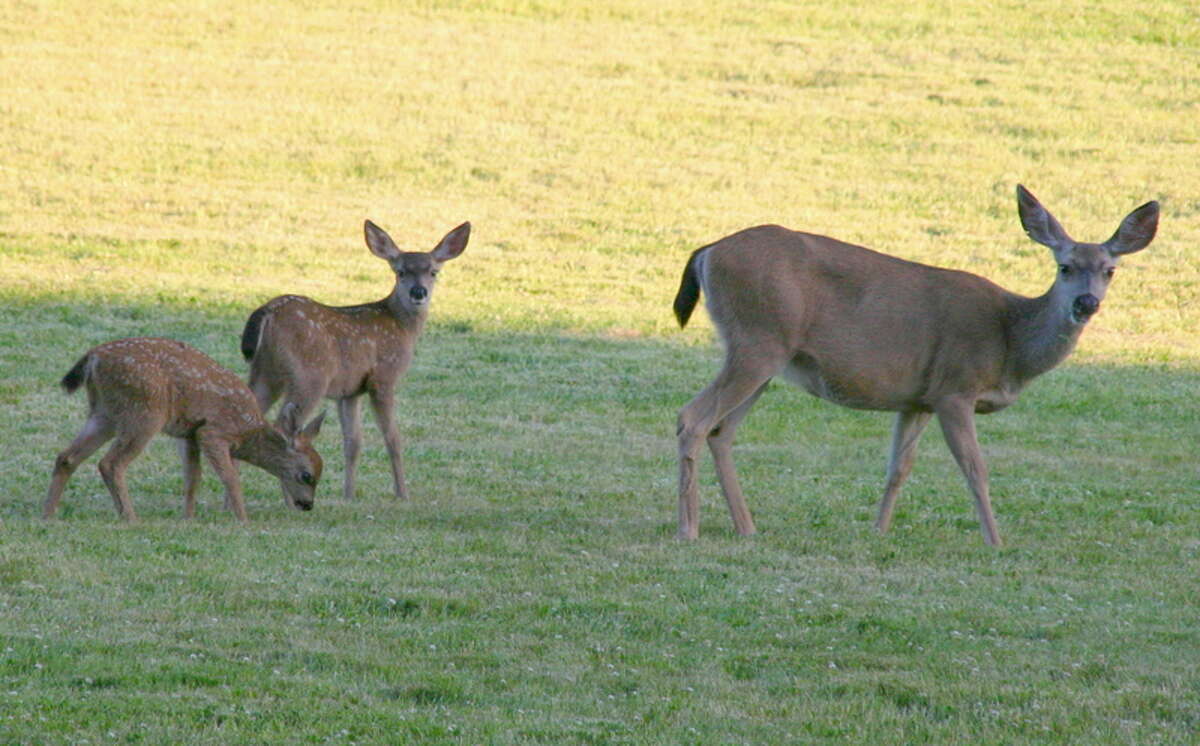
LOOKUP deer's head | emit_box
[1017,185,1158,325]
[364,220,470,315]
[269,403,326,511]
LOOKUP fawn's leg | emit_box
[367,386,407,500]
[97,421,160,522]
[179,437,202,518]
[199,435,248,523]
[44,415,113,519]
[337,396,363,501]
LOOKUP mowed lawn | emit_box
[2,1,1199,743]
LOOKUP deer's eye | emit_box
[1104,267,1116,279]
[431,269,440,277]
[1059,264,1072,276]
[298,471,315,487]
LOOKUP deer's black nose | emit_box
[1072,293,1100,319]
[410,285,428,301]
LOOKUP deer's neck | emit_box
[1007,286,1085,385]
[232,426,287,477]
[384,293,429,333]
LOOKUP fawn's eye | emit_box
[1104,267,1116,279]
[431,269,440,277]
[298,471,315,487]
[1059,264,1072,276]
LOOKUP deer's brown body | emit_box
[674,186,1159,545]
[45,337,325,522]
[242,220,469,501]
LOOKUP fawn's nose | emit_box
[1072,293,1100,321]
[410,285,428,302]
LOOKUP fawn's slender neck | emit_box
[384,291,429,332]
[232,426,287,476]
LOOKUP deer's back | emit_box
[86,338,263,436]
[251,295,417,396]
[700,225,1017,410]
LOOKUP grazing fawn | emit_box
[241,220,470,500]
[45,337,326,522]
[674,185,1159,545]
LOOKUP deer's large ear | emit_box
[364,220,402,261]
[301,410,326,441]
[1016,185,1073,259]
[1104,200,1159,256]
[432,221,470,262]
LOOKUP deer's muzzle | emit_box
[1072,293,1100,323]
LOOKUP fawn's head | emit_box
[1017,185,1158,325]
[269,403,326,511]
[364,220,471,315]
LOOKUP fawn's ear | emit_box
[278,402,302,439]
[301,410,326,440]
[1104,200,1159,256]
[432,221,470,262]
[1016,184,1074,261]
[364,220,402,261]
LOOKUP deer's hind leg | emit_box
[706,381,770,537]
[247,351,286,415]
[44,415,114,519]
[97,416,162,522]
[677,352,780,540]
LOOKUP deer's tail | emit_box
[240,306,269,361]
[673,246,708,328]
[60,354,90,394]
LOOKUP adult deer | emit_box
[45,337,326,522]
[674,185,1158,545]
[241,220,469,501]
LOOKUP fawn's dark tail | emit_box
[240,306,268,361]
[60,354,89,394]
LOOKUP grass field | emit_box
[2,1,1199,743]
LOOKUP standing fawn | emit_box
[45,337,326,522]
[241,220,470,501]
[674,185,1159,546]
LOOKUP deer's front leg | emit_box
[179,437,202,519]
[338,396,363,501]
[876,410,933,535]
[368,386,407,500]
[935,398,1000,547]
[199,436,248,523]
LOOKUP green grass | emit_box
[2,0,1199,743]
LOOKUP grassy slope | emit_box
[2,1,1198,743]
